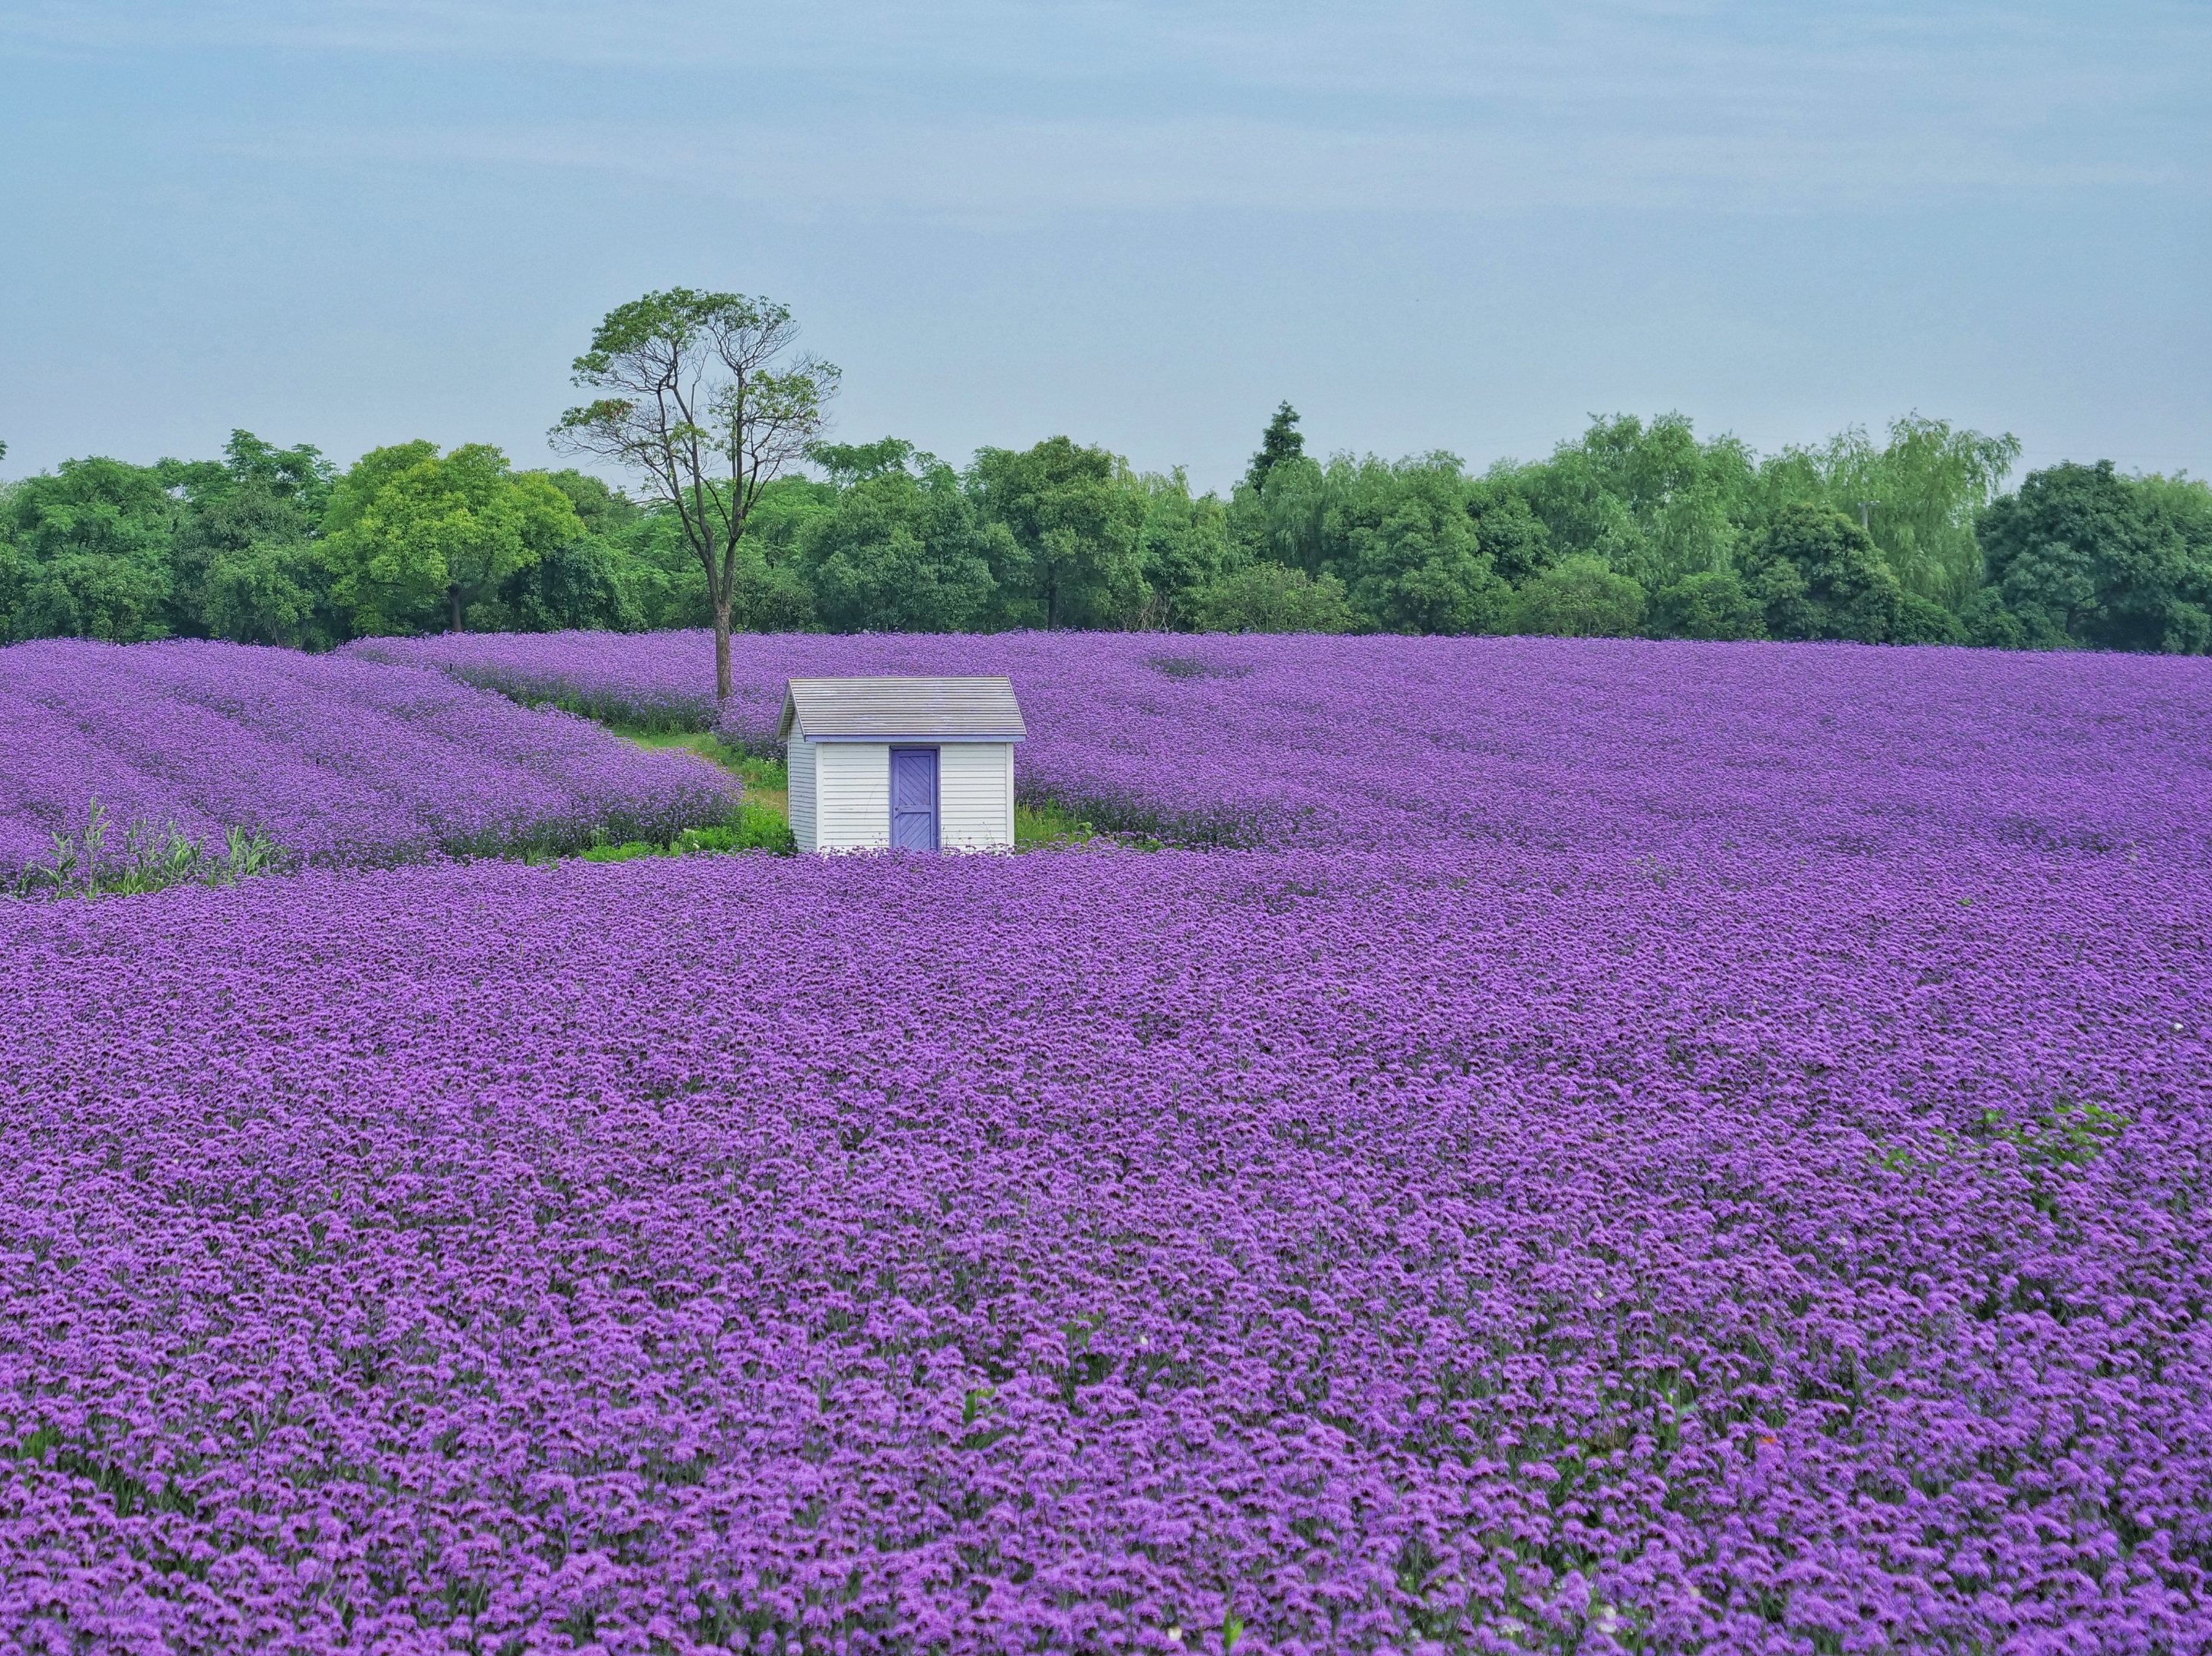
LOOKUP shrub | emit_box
[1507,556,1646,637]
[577,806,796,862]
[1891,590,1967,645]
[1648,570,1766,641]
[1188,564,1356,634]
[1961,588,2036,650]
[1741,503,1903,642]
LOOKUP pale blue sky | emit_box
[2,2,2206,490]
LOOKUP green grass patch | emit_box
[576,808,797,863]
[609,724,789,820]
[1015,799,1097,849]
[1015,799,1165,852]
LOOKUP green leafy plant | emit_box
[1983,1098,2127,1169]
[575,803,796,863]
[15,798,287,900]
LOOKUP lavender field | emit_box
[4,632,2210,1653]
[351,629,2212,856]
[0,641,739,882]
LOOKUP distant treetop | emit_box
[1245,402,1305,495]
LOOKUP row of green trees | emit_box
[4,408,2208,652]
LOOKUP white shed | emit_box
[778,676,1027,853]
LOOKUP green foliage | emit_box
[1507,556,1646,639]
[800,449,1002,633]
[4,403,2195,659]
[2,456,179,641]
[968,436,1147,629]
[719,750,787,794]
[1188,564,1355,633]
[196,430,336,518]
[1244,402,1305,495]
[0,433,347,646]
[478,537,643,634]
[541,468,639,537]
[1754,416,2019,606]
[1134,469,1236,626]
[1337,454,1509,635]
[15,797,284,900]
[1648,569,1765,641]
[1229,453,1530,635]
[554,288,840,695]
[608,725,781,790]
[12,543,173,643]
[1973,461,2212,654]
[1225,452,1323,575]
[1467,481,1553,586]
[604,510,713,632]
[1014,799,1099,849]
[1958,587,2033,650]
[202,539,338,649]
[577,806,795,862]
[811,437,930,485]
[1740,503,1904,643]
[321,442,583,634]
[1871,1097,2126,1221]
[1981,1099,2128,1217]
[1509,412,1759,593]
[1891,590,1967,646]
[173,505,326,639]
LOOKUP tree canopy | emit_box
[9,398,2205,656]
[1244,402,1305,495]
[1970,461,2212,654]
[322,442,582,634]
[553,288,838,695]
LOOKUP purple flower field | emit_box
[350,629,2212,856]
[0,641,741,881]
[4,631,2210,1653]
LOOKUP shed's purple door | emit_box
[890,747,939,851]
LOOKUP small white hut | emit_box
[778,676,1027,853]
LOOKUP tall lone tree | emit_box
[1244,402,1305,495]
[553,289,839,699]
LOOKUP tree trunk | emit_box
[712,600,733,700]
[449,584,463,632]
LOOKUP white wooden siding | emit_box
[815,742,891,850]
[938,742,1014,849]
[786,739,818,852]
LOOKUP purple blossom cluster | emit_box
[0,640,741,881]
[5,630,2210,1652]
[350,629,2212,856]
[1,843,2205,1651]
[349,631,731,733]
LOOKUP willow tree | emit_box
[553,289,838,699]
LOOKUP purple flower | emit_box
[0,629,2204,1651]
[0,639,741,880]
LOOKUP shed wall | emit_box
[816,742,891,850]
[939,743,1014,849]
[786,739,818,853]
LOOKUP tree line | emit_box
[4,300,2208,660]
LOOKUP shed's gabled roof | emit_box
[777,675,1027,742]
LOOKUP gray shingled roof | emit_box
[777,676,1027,742]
